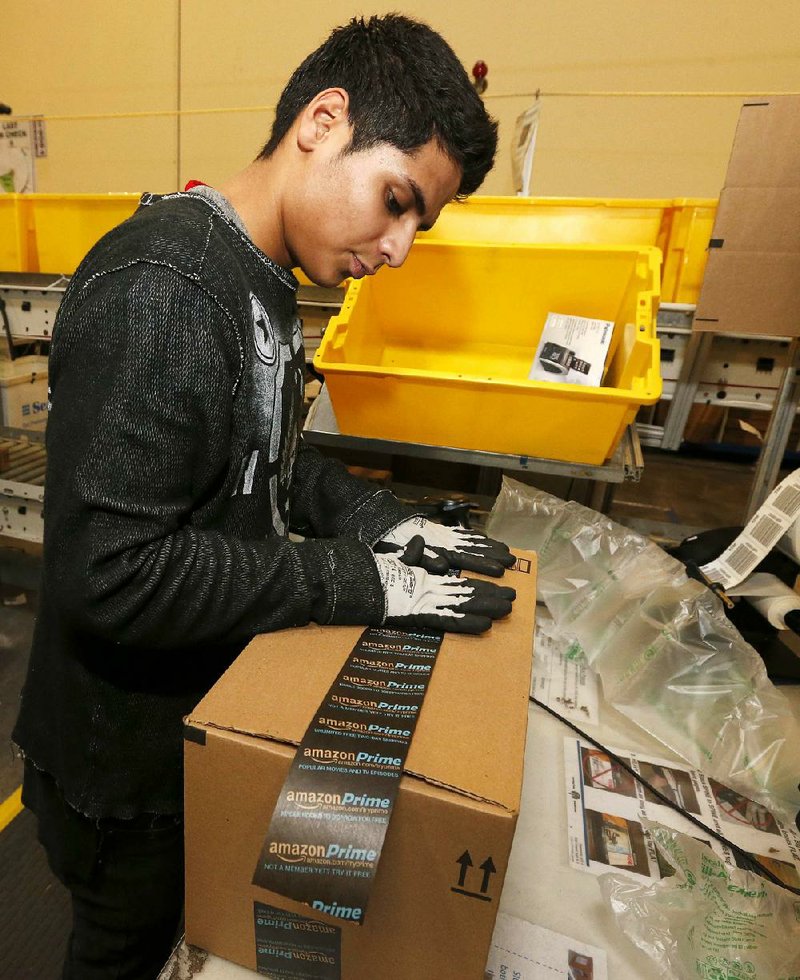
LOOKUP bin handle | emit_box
[329,321,349,350]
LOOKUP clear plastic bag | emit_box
[487,477,800,823]
[599,824,800,979]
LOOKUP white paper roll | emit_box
[731,572,800,629]
[749,593,800,630]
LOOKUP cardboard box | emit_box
[695,97,800,337]
[0,356,49,431]
[184,551,537,979]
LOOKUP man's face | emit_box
[285,131,462,288]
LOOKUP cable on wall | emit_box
[6,90,800,126]
[176,0,182,191]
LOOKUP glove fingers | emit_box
[417,553,450,575]
[466,580,517,603]
[461,596,513,619]
[399,536,450,574]
[430,540,516,577]
[373,541,402,558]
[398,534,426,566]
[441,550,507,577]
[385,613,492,635]
[436,579,515,619]
[494,549,516,568]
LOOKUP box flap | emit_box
[708,187,800,254]
[694,252,800,336]
[723,97,800,189]
[694,97,800,337]
[188,550,537,812]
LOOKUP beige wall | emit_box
[2,1,799,197]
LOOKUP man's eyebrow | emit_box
[404,176,434,231]
[405,176,427,219]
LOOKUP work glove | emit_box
[375,515,515,577]
[373,540,515,634]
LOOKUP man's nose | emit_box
[380,220,418,269]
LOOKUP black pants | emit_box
[22,761,184,980]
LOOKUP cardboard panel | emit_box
[723,98,800,188]
[695,97,800,337]
[709,188,800,254]
[695,253,800,335]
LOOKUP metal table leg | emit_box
[745,338,800,519]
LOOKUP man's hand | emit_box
[374,547,515,634]
[375,516,515,577]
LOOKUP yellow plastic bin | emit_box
[315,241,661,465]
[662,198,717,304]
[29,193,141,274]
[420,194,673,254]
[0,194,29,272]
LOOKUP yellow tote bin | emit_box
[419,195,717,304]
[314,241,661,465]
[663,198,717,304]
[0,194,29,272]
[29,193,141,274]
[421,195,673,252]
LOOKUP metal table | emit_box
[303,385,643,510]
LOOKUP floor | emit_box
[0,448,787,976]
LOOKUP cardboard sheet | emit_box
[695,97,800,337]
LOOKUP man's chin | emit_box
[294,265,348,288]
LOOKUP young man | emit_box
[14,14,514,979]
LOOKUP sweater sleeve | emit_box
[44,264,386,650]
[289,441,418,546]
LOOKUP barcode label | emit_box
[750,514,784,547]
[701,470,800,589]
[726,542,759,577]
[773,484,800,517]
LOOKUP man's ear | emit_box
[296,88,350,152]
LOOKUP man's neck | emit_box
[218,157,290,267]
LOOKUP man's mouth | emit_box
[350,254,374,279]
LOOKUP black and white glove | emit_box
[373,549,516,635]
[375,516,515,577]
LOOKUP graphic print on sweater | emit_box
[233,293,304,535]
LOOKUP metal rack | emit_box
[0,273,55,543]
[641,304,800,518]
[0,431,45,543]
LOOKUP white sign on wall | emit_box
[0,119,36,193]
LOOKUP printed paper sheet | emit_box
[486,913,607,980]
[563,737,800,886]
[532,609,600,725]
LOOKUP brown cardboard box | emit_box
[695,97,800,337]
[184,551,536,979]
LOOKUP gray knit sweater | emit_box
[13,190,414,818]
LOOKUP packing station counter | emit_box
[160,647,800,980]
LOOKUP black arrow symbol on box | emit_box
[456,850,473,887]
[479,856,496,893]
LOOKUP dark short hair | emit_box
[258,14,497,197]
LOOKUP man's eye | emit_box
[386,191,403,216]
